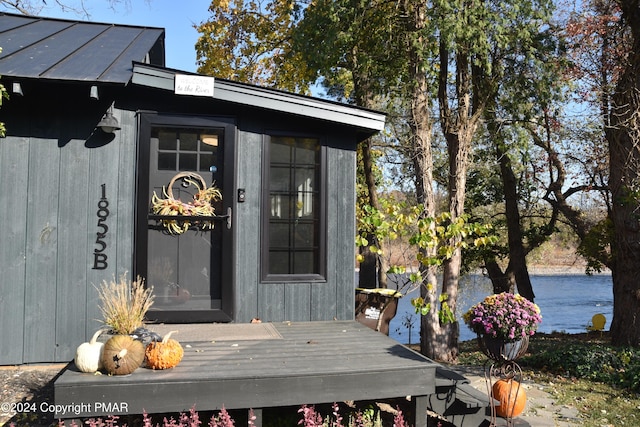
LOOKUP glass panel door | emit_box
[136,115,234,323]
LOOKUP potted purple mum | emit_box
[463,292,542,361]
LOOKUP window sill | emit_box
[261,274,327,284]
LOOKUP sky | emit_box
[37,0,213,72]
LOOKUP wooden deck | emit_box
[54,321,440,425]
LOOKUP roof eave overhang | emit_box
[131,63,386,134]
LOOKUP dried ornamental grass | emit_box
[96,274,154,335]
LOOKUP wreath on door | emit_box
[150,172,222,235]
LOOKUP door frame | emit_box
[134,112,236,323]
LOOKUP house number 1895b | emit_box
[93,183,109,270]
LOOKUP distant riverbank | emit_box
[388,272,613,344]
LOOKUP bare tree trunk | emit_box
[484,259,515,294]
[425,40,482,361]
[399,0,442,361]
[495,141,535,301]
[608,0,640,346]
[437,122,473,361]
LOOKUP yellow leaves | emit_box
[195,0,313,93]
[214,0,230,11]
[357,198,497,271]
[387,265,406,274]
[355,235,369,247]
[410,297,431,315]
[474,236,492,247]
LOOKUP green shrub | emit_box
[520,335,640,393]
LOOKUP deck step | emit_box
[455,383,493,409]
[428,366,492,427]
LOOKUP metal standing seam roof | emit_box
[0,12,164,83]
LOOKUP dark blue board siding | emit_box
[0,108,137,365]
[258,283,286,321]
[285,282,312,320]
[311,281,337,321]
[55,136,91,361]
[23,136,61,363]
[114,110,137,277]
[332,144,357,321]
[234,130,263,321]
[0,136,29,364]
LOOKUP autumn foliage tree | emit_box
[195,0,314,93]
[558,0,640,346]
[606,0,640,346]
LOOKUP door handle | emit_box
[225,207,232,229]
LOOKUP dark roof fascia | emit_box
[131,62,386,133]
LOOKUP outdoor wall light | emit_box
[201,134,219,147]
[97,107,121,133]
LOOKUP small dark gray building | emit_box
[0,12,385,365]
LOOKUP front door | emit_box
[135,113,235,323]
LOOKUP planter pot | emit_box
[478,334,529,361]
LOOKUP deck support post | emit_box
[414,395,429,427]
[251,408,262,426]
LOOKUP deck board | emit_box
[54,321,438,418]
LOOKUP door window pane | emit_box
[179,153,198,170]
[158,153,176,170]
[157,130,177,150]
[179,132,198,151]
[199,153,214,172]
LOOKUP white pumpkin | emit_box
[74,329,106,373]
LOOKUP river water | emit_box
[386,273,614,344]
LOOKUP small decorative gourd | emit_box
[145,331,184,370]
[74,329,106,373]
[101,335,145,375]
[492,378,527,417]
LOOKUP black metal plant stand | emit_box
[478,335,529,427]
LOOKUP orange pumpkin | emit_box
[145,331,184,369]
[492,378,526,417]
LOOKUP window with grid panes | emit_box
[263,135,325,280]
